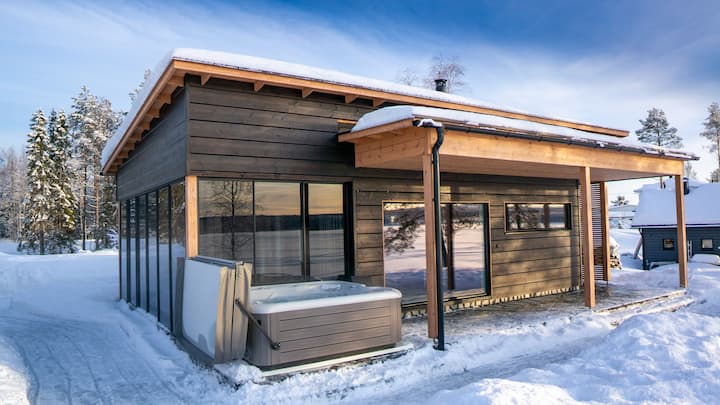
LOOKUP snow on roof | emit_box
[351,105,697,159]
[632,182,720,227]
[101,48,623,169]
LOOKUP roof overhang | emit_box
[101,50,633,175]
[339,118,695,183]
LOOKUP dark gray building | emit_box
[633,180,720,269]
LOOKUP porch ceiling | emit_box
[340,120,689,182]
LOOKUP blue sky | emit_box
[1,0,719,201]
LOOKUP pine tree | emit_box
[611,195,629,206]
[709,168,720,183]
[684,161,698,180]
[47,110,77,252]
[129,69,151,103]
[0,147,27,241]
[636,108,683,148]
[701,102,720,177]
[21,110,53,254]
[636,108,682,187]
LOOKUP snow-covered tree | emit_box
[700,102,720,176]
[611,195,629,206]
[684,161,698,180]
[636,108,683,148]
[396,54,468,94]
[21,110,53,254]
[636,108,682,188]
[0,147,27,241]
[47,110,76,252]
[69,86,122,250]
[709,168,720,183]
[129,69,151,103]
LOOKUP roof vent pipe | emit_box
[435,78,448,92]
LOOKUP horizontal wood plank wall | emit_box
[355,176,582,299]
[117,89,188,200]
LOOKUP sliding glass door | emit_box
[383,202,489,303]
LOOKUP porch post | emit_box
[675,175,688,287]
[579,166,595,307]
[599,181,611,281]
[185,175,198,258]
[422,152,439,338]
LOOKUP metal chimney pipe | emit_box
[435,78,448,92]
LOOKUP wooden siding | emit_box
[116,89,187,200]
[641,226,719,269]
[354,176,582,300]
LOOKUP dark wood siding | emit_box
[641,226,719,268]
[354,176,582,298]
[116,89,187,200]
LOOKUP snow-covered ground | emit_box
[1,231,719,404]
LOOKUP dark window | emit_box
[158,187,171,328]
[505,203,571,231]
[198,180,254,262]
[148,191,158,318]
[663,238,675,250]
[308,184,345,280]
[170,182,186,330]
[120,200,127,301]
[254,182,303,283]
[129,198,137,306]
[138,194,147,311]
[383,202,489,303]
[701,239,713,250]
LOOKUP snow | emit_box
[2,232,720,403]
[690,253,720,266]
[102,48,621,169]
[632,181,720,227]
[352,105,696,160]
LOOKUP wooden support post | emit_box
[185,175,198,258]
[579,166,595,307]
[599,181,611,281]
[422,152,438,339]
[675,175,688,287]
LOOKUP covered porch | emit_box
[340,105,694,342]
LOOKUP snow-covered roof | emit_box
[351,106,697,160]
[101,48,630,170]
[632,182,720,228]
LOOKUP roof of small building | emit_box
[101,48,633,172]
[632,181,720,228]
[350,106,696,160]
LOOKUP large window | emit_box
[383,202,489,303]
[138,195,147,311]
[198,180,348,285]
[148,191,158,317]
[120,201,127,301]
[170,182,186,329]
[505,203,571,231]
[198,180,254,262]
[129,198,137,306]
[158,187,171,328]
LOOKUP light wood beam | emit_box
[372,98,384,108]
[253,81,265,92]
[345,94,358,104]
[579,166,595,307]
[168,76,184,88]
[599,181,611,280]
[675,175,688,287]
[200,74,211,85]
[301,88,313,98]
[185,175,198,258]
[422,151,438,338]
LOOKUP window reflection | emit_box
[148,191,158,317]
[158,187,171,328]
[170,182,186,329]
[506,203,570,231]
[254,182,303,283]
[129,198,137,306]
[309,184,344,280]
[198,180,253,262]
[120,201,127,301]
[138,194,147,310]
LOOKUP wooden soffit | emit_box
[345,124,686,182]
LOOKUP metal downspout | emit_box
[432,126,445,351]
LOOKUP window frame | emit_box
[701,239,714,250]
[663,238,675,250]
[504,202,572,233]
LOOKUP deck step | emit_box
[594,289,688,313]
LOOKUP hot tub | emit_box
[245,281,402,368]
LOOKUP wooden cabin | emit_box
[101,49,695,339]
